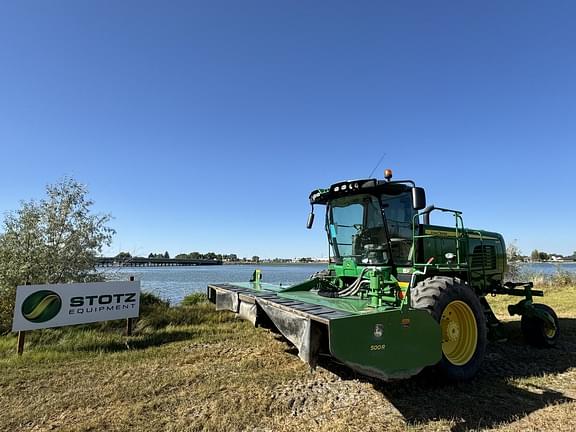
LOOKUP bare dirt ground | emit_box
[1,288,575,431]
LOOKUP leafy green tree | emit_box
[530,249,540,261]
[538,252,549,261]
[115,251,132,260]
[252,256,260,263]
[0,178,114,333]
[506,242,522,262]
[163,251,170,259]
[148,252,167,259]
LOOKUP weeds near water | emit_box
[519,265,576,288]
[181,292,208,305]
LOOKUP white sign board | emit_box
[12,281,141,332]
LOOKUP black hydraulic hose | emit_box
[338,269,365,296]
[344,279,369,297]
[338,267,369,297]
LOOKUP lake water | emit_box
[101,264,327,305]
[100,262,576,305]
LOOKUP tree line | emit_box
[115,251,259,262]
[114,252,319,263]
[529,250,576,262]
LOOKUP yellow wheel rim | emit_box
[441,300,478,366]
[545,323,557,338]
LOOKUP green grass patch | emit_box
[1,286,575,431]
[488,283,576,318]
[0,291,236,361]
[181,292,208,305]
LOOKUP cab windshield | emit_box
[327,192,415,266]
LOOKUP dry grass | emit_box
[1,285,575,432]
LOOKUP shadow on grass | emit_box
[320,318,576,431]
[22,327,201,354]
[78,329,200,352]
[13,303,238,356]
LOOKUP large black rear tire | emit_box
[411,276,487,381]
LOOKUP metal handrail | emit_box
[411,206,469,268]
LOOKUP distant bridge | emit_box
[95,257,223,267]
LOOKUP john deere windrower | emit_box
[207,170,559,381]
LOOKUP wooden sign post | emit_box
[125,276,135,336]
[17,331,25,355]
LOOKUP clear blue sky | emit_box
[1,1,575,258]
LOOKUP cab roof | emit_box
[309,179,414,205]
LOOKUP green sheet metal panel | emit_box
[329,309,442,380]
[279,290,387,314]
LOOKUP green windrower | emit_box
[207,170,559,382]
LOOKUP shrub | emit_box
[0,178,114,334]
[135,292,233,332]
[181,292,208,306]
[550,267,576,287]
[505,241,522,281]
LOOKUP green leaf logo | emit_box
[21,290,62,323]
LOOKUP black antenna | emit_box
[368,152,386,178]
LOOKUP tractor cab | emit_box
[307,172,426,271]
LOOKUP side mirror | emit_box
[412,187,426,210]
[306,212,315,229]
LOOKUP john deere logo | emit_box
[21,290,62,323]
